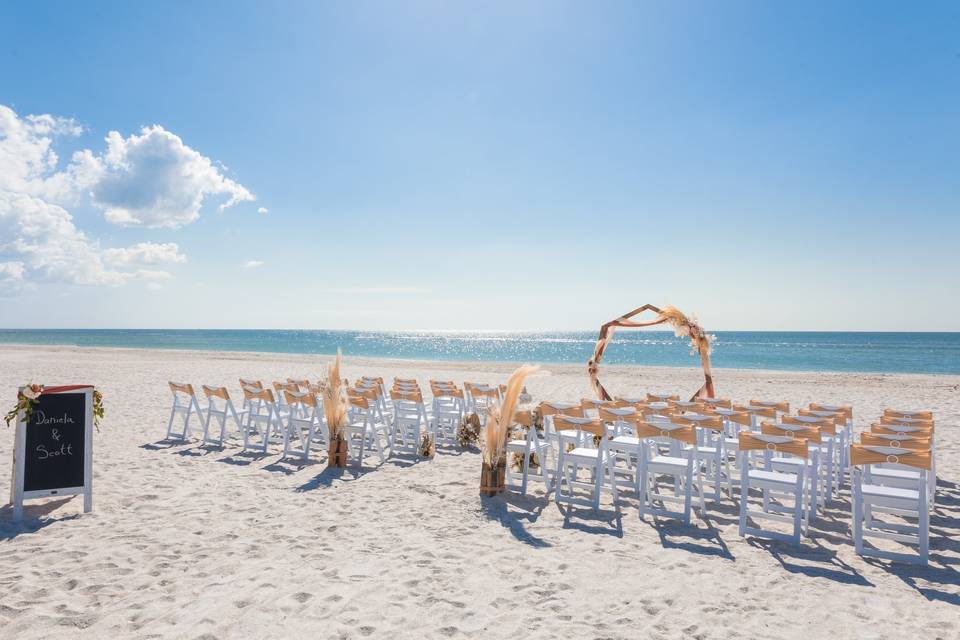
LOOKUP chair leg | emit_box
[739,476,749,537]
[592,463,603,510]
[638,464,649,519]
[165,407,177,438]
[520,452,530,496]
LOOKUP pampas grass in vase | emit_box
[480,364,538,496]
[322,349,350,468]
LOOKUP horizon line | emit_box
[1,327,959,334]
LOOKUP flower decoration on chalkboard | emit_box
[93,389,104,432]
[4,385,105,432]
[4,384,44,428]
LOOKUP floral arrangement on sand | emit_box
[457,413,482,448]
[419,432,435,457]
[5,384,105,432]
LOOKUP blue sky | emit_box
[0,1,957,331]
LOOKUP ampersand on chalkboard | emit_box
[52,428,61,441]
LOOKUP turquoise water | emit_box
[0,329,957,375]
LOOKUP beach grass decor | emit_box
[321,350,350,468]
[480,364,538,496]
[588,304,715,402]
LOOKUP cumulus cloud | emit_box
[0,191,170,292]
[0,103,255,294]
[243,260,264,269]
[257,206,269,214]
[93,126,254,228]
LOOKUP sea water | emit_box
[0,329,957,375]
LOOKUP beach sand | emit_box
[0,344,957,639]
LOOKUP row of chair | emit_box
[164,381,937,564]
[165,377,504,466]
[504,395,936,564]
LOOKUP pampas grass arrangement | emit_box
[482,364,539,468]
[321,349,350,467]
[480,365,538,495]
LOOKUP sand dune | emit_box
[0,344,958,639]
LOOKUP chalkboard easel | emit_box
[9,385,93,522]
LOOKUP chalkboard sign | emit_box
[10,386,93,521]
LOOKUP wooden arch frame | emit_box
[587,304,715,402]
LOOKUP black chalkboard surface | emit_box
[23,391,87,492]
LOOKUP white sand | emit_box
[0,344,958,639]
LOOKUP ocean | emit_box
[0,329,957,375]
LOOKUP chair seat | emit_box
[870,467,921,481]
[611,435,641,446]
[770,456,806,468]
[567,447,602,460]
[861,483,920,501]
[211,407,249,416]
[748,469,798,486]
[684,445,718,456]
[648,455,689,470]
[507,439,550,452]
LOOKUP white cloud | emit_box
[0,191,176,292]
[92,126,254,228]
[0,105,86,199]
[0,103,255,294]
[103,242,186,267]
[244,260,264,269]
[257,206,269,214]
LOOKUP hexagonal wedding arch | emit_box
[587,304,715,402]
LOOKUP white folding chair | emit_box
[759,422,823,517]
[553,415,618,510]
[282,389,326,461]
[505,410,553,496]
[869,422,936,505]
[851,444,930,565]
[390,388,434,458]
[782,414,838,503]
[166,382,205,440]
[677,414,726,507]
[738,432,810,546]
[241,386,283,453]
[431,384,465,447]
[635,420,701,523]
[601,406,646,497]
[538,401,584,452]
[711,408,753,498]
[346,389,391,466]
[201,385,248,447]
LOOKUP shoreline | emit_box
[1,342,959,381]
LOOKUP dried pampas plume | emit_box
[482,364,539,466]
[321,349,349,439]
[656,304,714,356]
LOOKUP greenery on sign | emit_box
[4,384,105,432]
[4,384,43,428]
